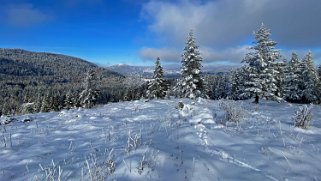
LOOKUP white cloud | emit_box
[142,0,321,48]
[140,0,321,65]
[5,4,50,27]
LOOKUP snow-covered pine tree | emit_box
[175,31,206,99]
[211,74,232,99]
[79,70,99,108]
[64,90,74,109]
[302,51,319,103]
[40,92,52,112]
[242,24,281,103]
[32,93,42,113]
[284,53,304,102]
[274,60,287,98]
[51,93,62,111]
[146,57,168,99]
[318,65,321,103]
[231,67,248,100]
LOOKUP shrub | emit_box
[175,101,184,110]
[219,100,245,123]
[293,105,313,129]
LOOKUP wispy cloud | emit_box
[139,46,248,64]
[139,46,321,66]
[139,47,180,62]
[4,4,51,27]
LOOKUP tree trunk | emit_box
[254,94,259,104]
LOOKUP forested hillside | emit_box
[0,48,121,82]
[0,49,126,115]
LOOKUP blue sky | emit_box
[1,0,321,66]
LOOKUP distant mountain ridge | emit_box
[107,64,237,77]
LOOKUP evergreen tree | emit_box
[79,70,99,108]
[64,90,74,109]
[284,53,304,102]
[302,51,318,103]
[274,60,287,98]
[40,92,52,112]
[51,93,62,111]
[175,31,206,99]
[146,57,168,99]
[231,67,248,100]
[211,74,232,99]
[317,65,321,103]
[33,93,43,112]
[242,24,281,103]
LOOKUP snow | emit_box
[0,99,321,180]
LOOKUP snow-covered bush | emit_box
[175,101,184,110]
[293,105,313,129]
[219,100,245,123]
[20,102,35,114]
[0,116,17,125]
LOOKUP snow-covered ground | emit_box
[0,99,321,181]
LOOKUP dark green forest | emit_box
[0,49,138,115]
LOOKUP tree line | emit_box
[146,24,321,105]
[1,24,321,116]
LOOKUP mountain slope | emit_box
[0,48,122,83]
[0,48,125,115]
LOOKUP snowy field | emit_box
[1,99,321,181]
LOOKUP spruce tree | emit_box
[274,60,287,98]
[146,57,168,99]
[175,31,206,99]
[232,67,248,100]
[242,24,281,103]
[284,53,304,102]
[302,51,318,103]
[318,65,321,103]
[212,74,232,99]
[79,70,98,108]
[40,92,52,112]
[64,90,74,109]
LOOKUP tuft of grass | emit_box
[293,105,313,129]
